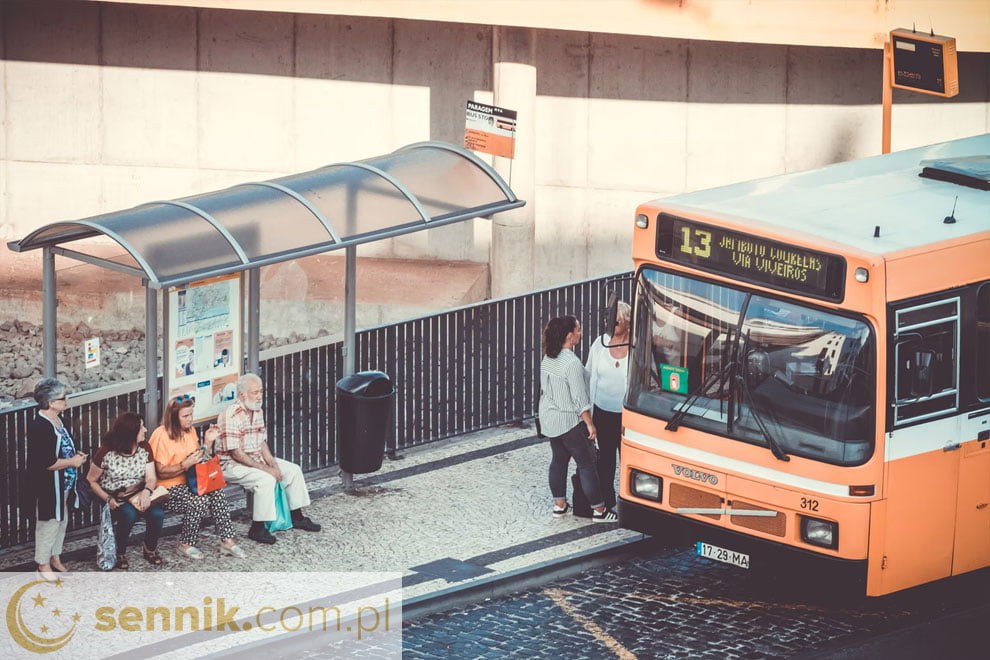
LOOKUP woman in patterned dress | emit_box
[149,395,245,560]
[86,412,165,569]
[26,378,88,581]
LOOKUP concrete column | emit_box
[491,27,536,298]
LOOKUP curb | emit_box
[401,533,656,622]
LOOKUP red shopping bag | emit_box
[186,456,227,496]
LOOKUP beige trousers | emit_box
[222,458,311,522]
[35,498,69,565]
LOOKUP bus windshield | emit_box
[627,267,876,466]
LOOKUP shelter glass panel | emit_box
[182,185,335,260]
[103,204,243,280]
[274,166,423,240]
[375,146,509,220]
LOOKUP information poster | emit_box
[166,273,242,422]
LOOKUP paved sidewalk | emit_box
[1,421,642,604]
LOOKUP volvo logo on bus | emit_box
[672,464,718,485]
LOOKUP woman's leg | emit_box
[112,503,140,552]
[142,504,165,551]
[561,426,605,509]
[166,485,208,547]
[548,435,571,502]
[593,408,621,510]
[206,490,237,543]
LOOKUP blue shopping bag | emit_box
[266,481,293,532]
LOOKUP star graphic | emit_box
[72,613,81,622]
[40,625,49,634]
[32,593,46,607]
[54,578,64,587]
[52,608,62,617]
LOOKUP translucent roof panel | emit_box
[272,164,423,240]
[375,144,513,220]
[181,183,335,260]
[8,141,524,288]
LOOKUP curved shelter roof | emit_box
[9,142,524,289]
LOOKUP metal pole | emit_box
[341,245,357,489]
[145,287,159,427]
[42,247,57,379]
[882,40,893,155]
[248,269,260,374]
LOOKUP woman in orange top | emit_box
[148,396,245,560]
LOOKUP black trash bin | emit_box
[336,371,395,474]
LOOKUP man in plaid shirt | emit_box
[217,373,321,544]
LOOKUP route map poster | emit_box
[166,273,242,422]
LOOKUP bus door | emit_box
[954,409,990,575]
[877,295,990,594]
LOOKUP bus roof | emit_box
[653,134,990,257]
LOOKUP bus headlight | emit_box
[800,516,838,550]
[630,469,662,501]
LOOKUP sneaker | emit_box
[591,508,618,523]
[552,503,570,517]
[292,515,321,532]
[248,526,277,544]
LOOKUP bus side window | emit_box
[893,298,960,424]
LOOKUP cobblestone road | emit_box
[402,542,989,659]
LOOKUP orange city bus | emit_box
[614,134,989,596]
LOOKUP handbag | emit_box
[187,455,227,496]
[127,486,170,511]
[96,501,117,571]
[265,481,293,532]
[74,478,95,509]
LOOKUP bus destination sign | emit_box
[657,213,846,301]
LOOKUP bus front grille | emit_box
[730,500,786,537]
[669,483,722,520]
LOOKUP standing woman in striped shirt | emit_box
[539,316,618,522]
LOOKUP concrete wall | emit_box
[2,0,989,303]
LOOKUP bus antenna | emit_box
[944,196,958,224]
[873,225,881,238]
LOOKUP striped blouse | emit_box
[538,348,592,438]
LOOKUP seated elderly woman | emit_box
[87,412,165,569]
[148,395,245,560]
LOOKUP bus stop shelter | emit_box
[7,141,524,427]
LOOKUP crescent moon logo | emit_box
[5,580,78,654]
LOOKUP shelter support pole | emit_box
[341,245,357,490]
[882,40,892,155]
[42,247,56,379]
[491,26,536,298]
[248,268,260,375]
[145,287,159,427]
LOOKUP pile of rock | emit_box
[0,320,150,409]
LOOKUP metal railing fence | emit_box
[0,272,632,550]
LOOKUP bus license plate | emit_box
[696,542,750,569]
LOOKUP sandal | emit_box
[115,554,129,570]
[143,546,163,566]
[177,545,205,560]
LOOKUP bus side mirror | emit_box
[911,349,935,397]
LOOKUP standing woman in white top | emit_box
[538,316,617,523]
[585,301,631,513]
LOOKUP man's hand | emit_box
[265,463,283,482]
